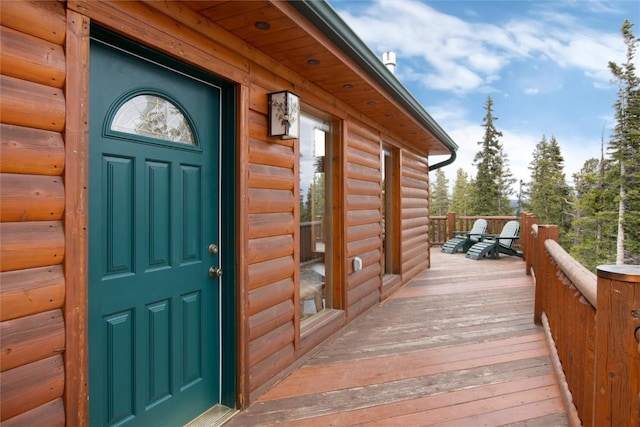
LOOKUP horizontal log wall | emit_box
[400,151,430,280]
[345,122,383,318]
[0,1,67,425]
[246,78,297,396]
[0,0,444,418]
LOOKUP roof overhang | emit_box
[290,1,458,156]
[185,0,458,156]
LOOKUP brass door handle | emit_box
[208,267,223,278]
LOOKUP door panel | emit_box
[89,35,221,426]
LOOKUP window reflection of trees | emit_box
[299,113,331,321]
[111,95,194,144]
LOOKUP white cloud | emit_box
[524,88,539,95]
[337,0,629,93]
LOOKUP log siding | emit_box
[0,1,68,425]
[1,1,451,423]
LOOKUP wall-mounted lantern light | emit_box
[268,90,300,139]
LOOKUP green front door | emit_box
[89,33,222,426]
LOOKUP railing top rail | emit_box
[544,239,597,307]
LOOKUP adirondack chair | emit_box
[466,220,522,260]
[441,218,488,254]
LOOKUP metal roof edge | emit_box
[288,0,458,153]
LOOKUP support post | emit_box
[533,225,558,326]
[446,212,456,240]
[525,214,540,276]
[593,265,640,427]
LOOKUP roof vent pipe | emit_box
[382,51,396,74]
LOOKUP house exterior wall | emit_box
[1,1,68,425]
[0,1,434,424]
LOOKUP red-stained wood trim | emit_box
[68,1,249,83]
[334,120,347,311]
[237,83,251,409]
[64,9,89,427]
[292,100,301,354]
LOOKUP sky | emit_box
[328,0,639,192]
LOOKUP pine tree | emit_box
[608,19,640,264]
[429,169,450,216]
[449,168,473,215]
[472,96,515,215]
[526,135,573,239]
[569,157,618,271]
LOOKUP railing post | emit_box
[447,212,456,240]
[593,265,640,427]
[533,225,558,326]
[525,214,540,276]
[520,212,528,260]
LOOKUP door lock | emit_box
[208,266,223,278]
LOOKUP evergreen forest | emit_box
[429,20,639,271]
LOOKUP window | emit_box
[382,147,399,276]
[111,94,195,144]
[299,111,332,322]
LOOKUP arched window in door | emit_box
[110,93,195,145]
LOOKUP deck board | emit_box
[226,249,568,426]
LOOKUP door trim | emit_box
[64,19,238,425]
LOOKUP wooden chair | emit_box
[466,220,522,260]
[441,218,488,254]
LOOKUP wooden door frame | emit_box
[64,11,239,425]
[65,10,90,425]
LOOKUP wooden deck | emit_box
[226,249,569,426]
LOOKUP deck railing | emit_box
[430,212,520,247]
[522,213,640,427]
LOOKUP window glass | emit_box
[111,94,195,144]
[299,112,332,321]
[382,148,398,275]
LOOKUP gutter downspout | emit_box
[429,151,457,172]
